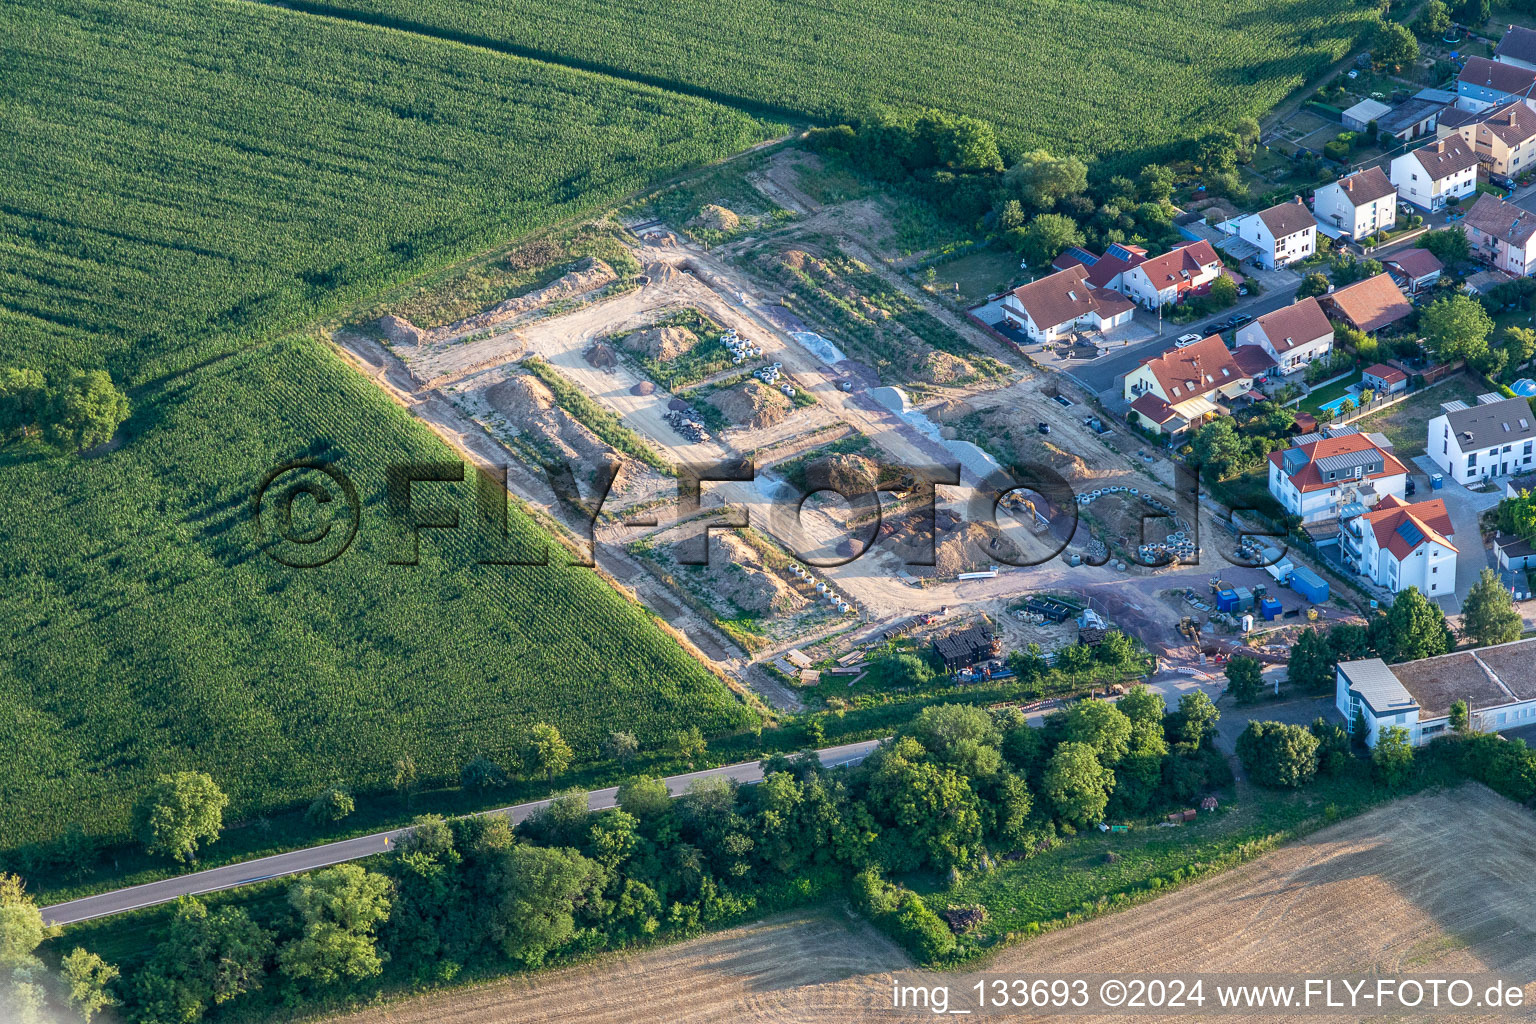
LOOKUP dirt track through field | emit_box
[331,786,1536,1023]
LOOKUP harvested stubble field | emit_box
[328,786,1536,1022]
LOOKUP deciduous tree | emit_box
[1461,568,1522,647]
[133,772,228,863]
[278,865,394,986]
[1042,741,1115,827]
[1235,721,1319,787]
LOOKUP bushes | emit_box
[1236,721,1319,788]
[852,868,956,962]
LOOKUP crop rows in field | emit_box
[0,0,778,385]
[0,341,758,847]
[0,0,773,849]
[283,0,1380,165]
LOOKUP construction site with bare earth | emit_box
[334,146,1348,715]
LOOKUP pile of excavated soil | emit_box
[804,452,877,494]
[706,379,792,430]
[917,350,976,384]
[706,534,805,616]
[880,513,1018,578]
[926,399,975,424]
[376,314,424,347]
[620,325,698,361]
[584,341,617,369]
[485,373,615,472]
[688,204,740,233]
[426,257,616,341]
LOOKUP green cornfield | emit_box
[0,0,772,848]
[283,0,1382,163]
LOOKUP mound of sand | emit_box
[621,325,699,361]
[706,379,792,430]
[485,373,617,474]
[376,314,424,347]
[689,204,740,233]
[918,350,976,384]
[709,534,805,615]
[879,512,1017,578]
[632,381,656,396]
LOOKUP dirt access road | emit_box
[328,786,1536,1024]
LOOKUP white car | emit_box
[1175,332,1202,347]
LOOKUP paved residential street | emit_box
[39,739,882,928]
[1068,283,1302,396]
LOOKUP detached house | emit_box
[1495,25,1536,71]
[1115,240,1226,309]
[1312,167,1398,242]
[1361,363,1409,396]
[1456,56,1536,112]
[1234,297,1334,375]
[1461,192,1536,276]
[1001,266,1136,343]
[1320,273,1414,334]
[1123,334,1252,436]
[1389,136,1479,211]
[1427,393,1536,484]
[1438,99,1536,178]
[1267,428,1408,523]
[1343,496,1458,596]
[1223,198,1316,269]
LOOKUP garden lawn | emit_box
[1351,373,1486,457]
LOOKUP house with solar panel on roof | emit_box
[1426,393,1536,485]
[1267,425,1408,524]
[1341,496,1458,596]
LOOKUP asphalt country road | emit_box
[40,739,882,928]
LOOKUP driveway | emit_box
[1067,282,1303,396]
[1411,455,1501,613]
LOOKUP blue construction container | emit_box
[1216,588,1240,612]
[1289,566,1330,603]
[1431,474,1444,490]
[1260,596,1283,620]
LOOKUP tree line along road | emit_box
[39,739,883,928]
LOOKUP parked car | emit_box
[1037,422,1051,435]
[1229,313,1253,328]
[1405,477,1417,496]
[1175,332,1202,347]
[1209,318,1235,332]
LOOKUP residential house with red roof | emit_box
[1114,240,1226,309]
[1000,265,1136,343]
[1361,363,1409,396]
[1461,192,1536,276]
[1267,427,1408,523]
[1320,273,1414,333]
[1234,296,1334,375]
[1222,198,1317,269]
[1122,334,1252,436]
[1343,495,1458,596]
[1389,136,1479,211]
